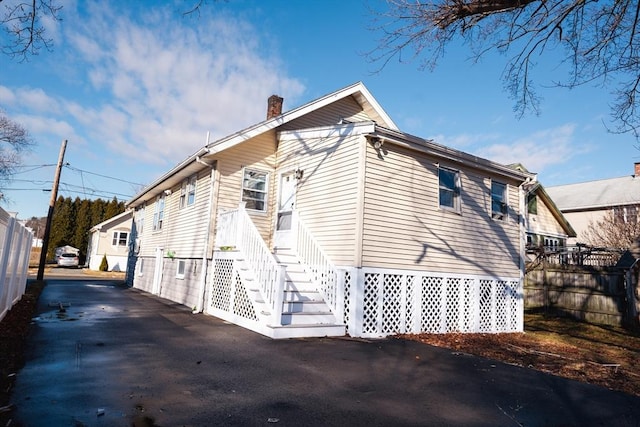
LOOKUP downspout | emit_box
[519,175,536,331]
[195,143,214,313]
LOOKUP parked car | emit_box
[57,253,79,268]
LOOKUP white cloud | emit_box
[428,124,586,174]
[49,2,305,165]
[476,123,580,172]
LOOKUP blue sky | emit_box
[1,0,637,220]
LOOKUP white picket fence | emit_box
[0,207,34,322]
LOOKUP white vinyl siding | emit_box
[277,129,363,265]
[136,170,213,259]
[280,96,371,131]
[361,143,522,277]
[214,132,277,246]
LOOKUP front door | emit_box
[152,247,164,295]
[274,172,297,249]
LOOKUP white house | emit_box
[126,82,537,339]
[86,210,133,272]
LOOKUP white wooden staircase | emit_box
[266,248,345,339]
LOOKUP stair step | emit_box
[267,323,346,339]
[283,290,322,302]
[281,311,336,326]
[283,300,329,313]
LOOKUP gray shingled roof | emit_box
[546,175,640,211]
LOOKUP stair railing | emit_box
[216,203,285,326]
[295,212,344,321]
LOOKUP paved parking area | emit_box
[10,279,640,426]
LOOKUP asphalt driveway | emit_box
[10,279,640,426]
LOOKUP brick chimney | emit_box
[267,95,283,120]
[635,162,640,177]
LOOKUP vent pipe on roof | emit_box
[267,95,283,120]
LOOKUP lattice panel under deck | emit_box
[355,270,523,337]
[382,274,403,334]
[232,272,258,321]
[211,259,233,311]
[479,279,494,333]
[342,270,352,335]
[421,276,444,333]
[362,273,380,334]
[210,258,257,321]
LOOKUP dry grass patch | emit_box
[399,312,640,397]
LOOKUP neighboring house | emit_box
[546,163,640,245]
[510,165,576,257]
[86,211,133,272]
[126,82,536,339]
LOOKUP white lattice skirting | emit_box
[341,268,523,338]
[207,252,523,338]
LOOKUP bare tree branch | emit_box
[369,0,640,139]
[0,0,63,61]
[0,110,33,183]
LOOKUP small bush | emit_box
[99,255,109,271]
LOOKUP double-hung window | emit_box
[153,194,165,231]
[112,231,128,246]
[438,167,460,212]
[242,169,268,211]
[180,175,197,209]
[491,181,507,220]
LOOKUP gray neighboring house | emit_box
[546,162,640,245]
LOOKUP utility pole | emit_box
[37,140,67,281]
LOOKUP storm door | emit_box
[274,172,297,248]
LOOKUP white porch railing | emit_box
[216,203,285,325]
[0,208,34,321]
[295,213,344,321]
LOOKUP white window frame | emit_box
[176,259,186,279]
[153,194,165,231]
[135,206,145,235]
[137,258,144,276]
[491,180,508,220]
[180,175,197,209]
[112,231,128,247]
[242,168,269,212]
[438,166,461,213]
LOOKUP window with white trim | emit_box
[134,207,145,235]
[153,194,165,231]
[138,258,144,276]
[491,181,507,220]
[180,175,197,209]
[176,260,186,279]
[242,168,268,211]
[112,231,128,247]
[438,167,460,212]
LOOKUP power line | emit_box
[64,165,145,186]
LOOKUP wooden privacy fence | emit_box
[0,207,34,322]
[524,264,639,328]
